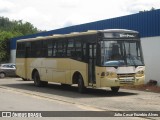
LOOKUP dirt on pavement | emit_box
[122,84,160,93]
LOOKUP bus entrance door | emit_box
[88,43,96,84]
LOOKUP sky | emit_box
[0,0,160,31]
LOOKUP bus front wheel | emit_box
[78,75,86,93]
[111,87,120,93]
[33,71,48,87]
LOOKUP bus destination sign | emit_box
[104,33,138,38]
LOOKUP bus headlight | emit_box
[108,72,117,78]
[106,72,110,76]
[136,70,144,77]
[137,70,144,74]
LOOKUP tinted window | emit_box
[16,42,25,58]
[47,40,53,57]
[67,39,75,57]
[30,41,42,57]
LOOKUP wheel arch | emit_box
[72,71,84,84]
[32,69,38,79]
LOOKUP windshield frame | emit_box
[100,38,144,67]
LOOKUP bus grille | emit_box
[119,79,134,84]
[117,73,135,78]
[117,73,135,84]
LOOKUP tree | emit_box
[0,16,41,62]
[0,17,40,35]
[0,31,23,62]
[139,7,156,13]
[12,20,39,35]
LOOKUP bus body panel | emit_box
[16,57,144,88]
[96,66,145,87]
[16,58,26,78]
[16,58,89,86]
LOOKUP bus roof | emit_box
[99,29,138,33]
[17,29,138,42]
[17,30,98,42]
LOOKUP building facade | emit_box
[10,9,160,85]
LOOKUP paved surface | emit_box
[0,78,159,120]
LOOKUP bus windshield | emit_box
[101,40,144,67]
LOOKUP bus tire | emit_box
[22,78,28,81]
[61,84,71,87]
[33,71,48,87]
[78,75,86,93]
[42,81,48,86]
[111,87,120,93]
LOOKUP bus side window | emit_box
[52,42,56,57]
[16,42,25,58]
[56,41,66,57]
[42,40,47,57]
[75,41,82,60]
[81,42,87,61]
[25,42,31,58]
[67,39,74,57]
[36,41,41,57]
[47,40,53,57]
[30,41,42,57]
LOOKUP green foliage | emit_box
[0,16,40,62]
[0,31,12,62]
[139,7,156,13]
[0,17,39,35]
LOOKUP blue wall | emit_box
[10,9,160,50]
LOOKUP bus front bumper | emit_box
[100,76,145,87]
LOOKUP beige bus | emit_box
[16,29,145,93]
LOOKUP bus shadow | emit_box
[1,80,138,98]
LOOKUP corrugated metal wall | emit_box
[10,9,160,50]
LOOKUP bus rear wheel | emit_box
[33,71,48,87]
[78,75,86,93]
[111,87,120,93]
